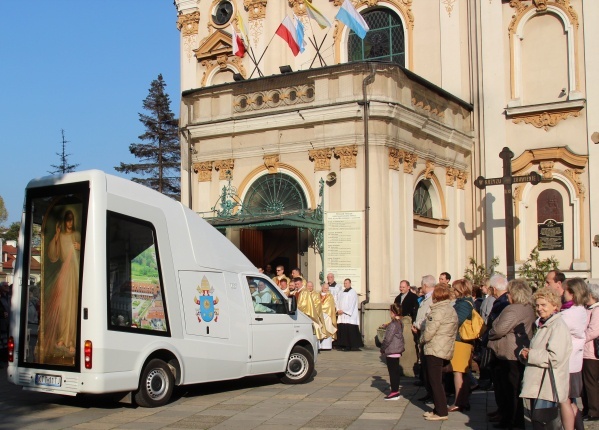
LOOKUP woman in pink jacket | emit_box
[560,278,588,430]
[582,283,599,422]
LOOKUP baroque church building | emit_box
[173,0,599,339]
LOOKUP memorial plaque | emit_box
[538,219,564,251]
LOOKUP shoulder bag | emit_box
[459,300,486,341]
[530,361,561,430]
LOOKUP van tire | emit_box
[280,346,314,384]
[134,359,174,407]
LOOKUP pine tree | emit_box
[116,74,180,199]
[49,129,79,174]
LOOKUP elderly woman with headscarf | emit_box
[487,279,536,429]
[519,287,572,430]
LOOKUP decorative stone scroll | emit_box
[457,170,468,190]
[511,110,581,131]
[214,159,235,180]
[424,161,435,179]
[564,168,585,199]
[446,167,458,186]
[309,148,333,172]
[334,145,358,169]
[388,148,403,171]
[403,152,418,174]
[193,161,213,182]
[263,154,279,174]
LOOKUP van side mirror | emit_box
[287,295,297,314]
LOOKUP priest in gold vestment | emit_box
[319,283,338,350]
[291,278,327,341]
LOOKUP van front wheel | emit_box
[134,359,174,407]
[280,346,314,384]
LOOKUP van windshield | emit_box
[21,182,89,368]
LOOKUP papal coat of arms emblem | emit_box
[194,276,220,323]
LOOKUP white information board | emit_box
[324,211,363,291]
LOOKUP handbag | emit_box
[459,301,486,341]
[479,346,496,369]
[531,361,561,429]
[594,337,599,359]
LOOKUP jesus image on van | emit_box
[41,203,82,364]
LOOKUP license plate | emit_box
[35,374,62,387]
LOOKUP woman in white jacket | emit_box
[560,278,589,430]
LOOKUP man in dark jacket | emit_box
[394,280,419,323]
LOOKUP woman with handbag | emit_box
[448,279,475,413]
[421,284,459,421]
[582,283,599,421]
[487,279,536,429]
[519,287,572,430]
[559,278,588,430]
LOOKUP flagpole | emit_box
[249,31,279,79]
[305,15,326,68]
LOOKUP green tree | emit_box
[49,129,79,174]
[115,74,180,199]
[463,256,502,285]
[0,195,7,226]
[0,222,20,241]
[518,243,559,290]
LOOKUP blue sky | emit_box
[0,1,180,224]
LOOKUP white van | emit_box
[7,170,317,407]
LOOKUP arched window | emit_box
[243,173,307,215]
[413,181,433,218]
[348,8,405,66]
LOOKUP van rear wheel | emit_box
[280,346,314,384]
[134,359,174,407]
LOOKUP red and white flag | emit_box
[230,24,245,57]
[275,16,301,56]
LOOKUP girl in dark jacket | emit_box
[380,303,406,400]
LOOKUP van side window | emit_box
[247,276,287,314]
[107,212,169,335]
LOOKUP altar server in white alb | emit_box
[335,278,363,351]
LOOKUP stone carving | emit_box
[424,160,435,179]
[263,154,280,174]
[457,170,468,190]
[289,0,309,16]
[234,84,315,112]
[509,0,578,31]
[214,159,235,180]
[411,96,445,118]
[334,145,359,169]
[539,161,554,180]
[512,110,581,131]
[403,152,418,174]
[446,167,458,186]
[193,161,214,182]
[244,0,268,20]
[564,168,585,199]
[442,0,456,17]
[309,149,333,172]
[177,11,201,61]
[388,148,403,171]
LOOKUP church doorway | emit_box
[240,227,300,276]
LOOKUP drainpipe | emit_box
[359,66,376,342]
[181,128,193,209]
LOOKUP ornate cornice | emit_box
[446,167,458,186]
[233,84,315,113]
[263,154,279,174]
[244,0,268,20]
[512,146,588,175]
[403,152,418,174]
[177,11,201,36]
[334,145,358,169]
[411,96,445,119]
[388,148,402,171]
[511,109,581,131]
[193,161,213,182]
[424,161,435,179]
[214,159,235,180]
[309,148,333,172]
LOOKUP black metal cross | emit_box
[474,147,541,280]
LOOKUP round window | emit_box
[212,0,234,26]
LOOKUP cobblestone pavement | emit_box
[1,349,597,429]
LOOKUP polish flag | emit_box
[231,25,245,57]
[275,16,301,56]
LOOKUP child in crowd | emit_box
[380,303,406,400]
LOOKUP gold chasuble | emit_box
[320,292,338,340]
[295,288,327,340]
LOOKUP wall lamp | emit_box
[233,73,245,82]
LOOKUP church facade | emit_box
[173,0,599,340]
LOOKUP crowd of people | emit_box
[379,270,599,430]
[258,266,364,351]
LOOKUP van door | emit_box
[245,275,296,375]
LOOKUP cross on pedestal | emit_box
[474,147,542,280]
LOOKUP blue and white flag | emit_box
[335,0,369,39]
[294,14,307,53]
